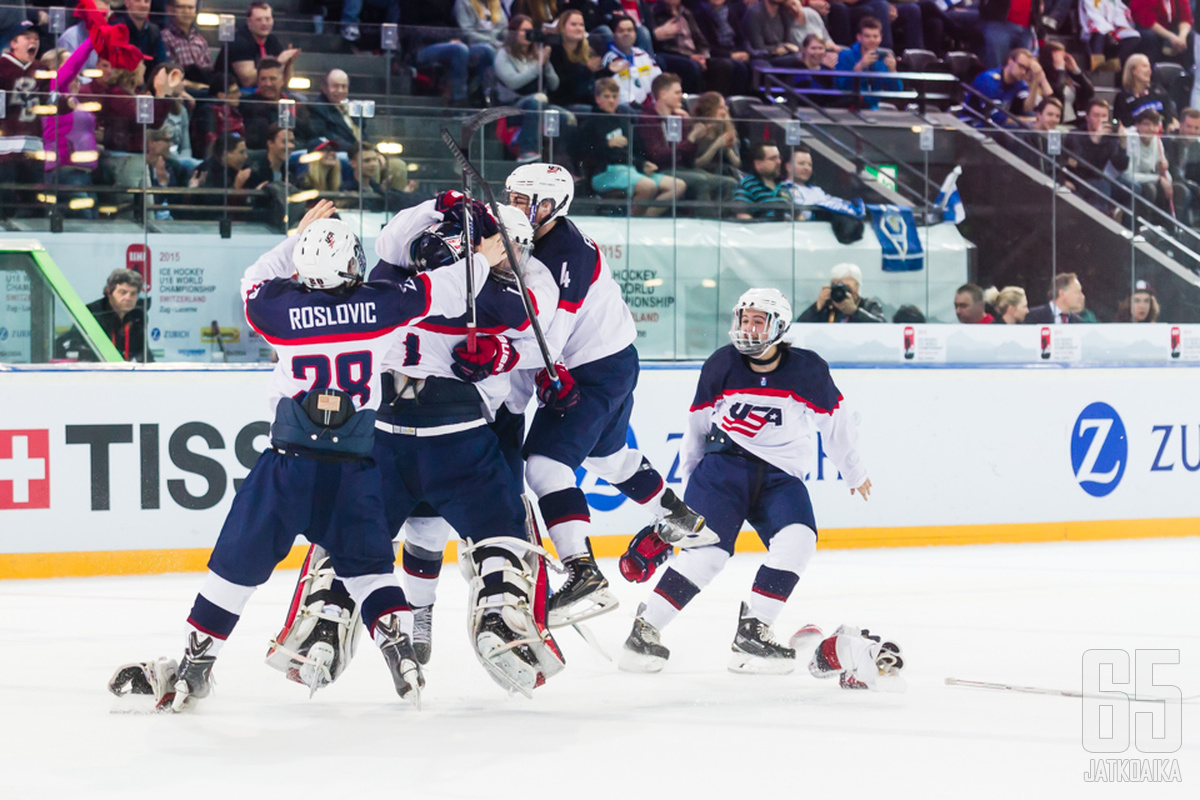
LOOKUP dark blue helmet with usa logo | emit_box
[408,219,467,272]
[730,288,792,356]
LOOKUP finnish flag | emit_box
[934,165,965,224]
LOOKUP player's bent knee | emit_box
[403,516,454,553]
[525,454,578,497]
[670,545,731,590]
[764,524,817,575]
[583,446,642,484]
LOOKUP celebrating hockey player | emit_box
[504,163,718,628]
[107,201,493,712]
[618,288,902,684]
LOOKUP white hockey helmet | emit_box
[491,203,534,284]
[293,219,366,290]
[505,163,574,229]
[729,288,792,356]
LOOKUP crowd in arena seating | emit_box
[3,0,1198,323]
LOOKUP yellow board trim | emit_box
[2,518,1197,580]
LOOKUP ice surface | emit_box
[2,538,1197,799]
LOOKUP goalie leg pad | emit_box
[265,544,363,694]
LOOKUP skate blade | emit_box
[547,591,620,628]
[298,642,335,698]
[728,652,796,675]
[674,525,720,549]
[476,631,538,698]
[788,624,824,651]
[618,649,667,674]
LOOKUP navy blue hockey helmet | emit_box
[408,220,467,272]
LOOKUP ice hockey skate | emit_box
[728,602,796,674]
[653,489,720,548]
[618,605,670,673]
[412,604,434,665]
[170,632,217,712]
[547,543,620,627]
[808,625,904,690]
[376,613,424,707]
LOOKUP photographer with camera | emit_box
[796,263,885,323]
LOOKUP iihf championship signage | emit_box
[2,363,1198,576]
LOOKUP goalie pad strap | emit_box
[477,581,530,601]
[308,588,356,613]
[472,545,525,568]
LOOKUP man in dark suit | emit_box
[1026,272,1086,323]
[307,69,364,153]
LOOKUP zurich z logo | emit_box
[1071,402,1127,497]
[721,403,783,438]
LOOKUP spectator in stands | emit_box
[1017,97,1065,172]
[343,142,389,209]
[1064,98,1129,209]
[780,145,865,243]
[144,127,192,220]
[1078,0,1141,73]
[57,269,154,362]
[579,77,685,215]
[298,136,348,198]
[307,69,366,153]
[225,3,299,90]
[600,14,661,107]
[892,304,925,323]
[1130,0,1192,66]
[1124,108,1179,212]
[1114,279,1160,321]
[1026,272,1086,323]
[636,71,729,205]
[192,72,246,155]
[796,262,886,322]
[39,43,99,218]
[979,0,1039,69]
[56,0,106,84]
[734,142,792,219]
[515,0,561,28]
[1167,107,1200,224]
[78,56,174,189]
[690,91,742,181]
[1115,53,1178,129]
[114,0,166,70]
[381,156,426,208]
[834,16,900,111]
[496,15,561,162]
[742,0,805,69]
[404,2,496,106]
[341,0,401,44]
[162,0,214,88]
[968,47,1050,126]
[240,58,309,150]
[196,130,267,215]
[954,283,995,323]
[147,61,197,168]
[694,0,753,82]
[989,285,1029,323]
[790,33,836,103]
[456,0,509,52]
[246,123,296,186]
[651,0,746,96]
[586,1,656,55]
[1039,41,1093,125]
[783,0,840,63]
[549,8,602,108]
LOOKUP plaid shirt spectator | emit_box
[163,20,214,76]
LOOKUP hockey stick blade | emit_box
[571,622,613,662]
[459,106,525,149]
[945,677,1200,703]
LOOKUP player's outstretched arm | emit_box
[374,198,440,267]
[241,201,340,294]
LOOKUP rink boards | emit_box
[2,362,1199,578]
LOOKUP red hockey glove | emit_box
[435,190,499,245]
[619,525,673,583]
[535,362,580,414]
[450,334,520,383]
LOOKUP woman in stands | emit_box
[1114,280,1161,321]
[1038,41,1093,126]
[988,286,1028,324]
[298,137,348,202]
[496,14,564,162]
[690,92,742,188]
[549,8,602,109]
[1114,53,1178,130]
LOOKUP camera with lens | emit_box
[528,29,563,47]
[829,282,851,304]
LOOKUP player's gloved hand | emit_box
[535,362,580,414]
[618,525,673,583]
[435,190,499,244]
[450,334,520,383]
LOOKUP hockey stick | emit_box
[439,126,559,383]
[571,622,613,662]
[456,108,525,353]
[945,677,1200,703]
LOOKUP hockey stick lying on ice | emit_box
[946,677,1200,703]
[439,126,560,385]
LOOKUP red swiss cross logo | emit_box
[0,429,50,509]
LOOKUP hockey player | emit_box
[108,202,492,711]
[504,163,717,628]
[618,288,901,684]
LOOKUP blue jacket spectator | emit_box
[967,47,1050,126]
[833,17,900,111]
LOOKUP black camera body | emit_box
[829,282,851,304]
[528,29,563,47]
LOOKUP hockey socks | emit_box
[342,573,413,641]
[402,541,445,609]
[185,572,258,657]
[538,487,591,561]
[610,457,666,506]
[746,565,799,625]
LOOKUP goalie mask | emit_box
[293,219,366,290]
[490,203,535,285]
[409,220,467,272]
[505,163,574,230]
[729,288,792,356]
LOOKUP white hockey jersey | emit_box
[533,217,637,369]
[679,344,867,488]
[242,233,487,416]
